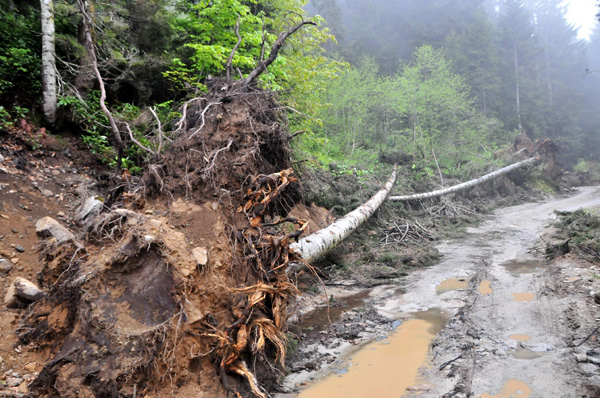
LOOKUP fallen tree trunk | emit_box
[290,165,397,263]
[389,157,539,202]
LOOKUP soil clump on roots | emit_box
[18,83,308,398]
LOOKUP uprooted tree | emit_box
[15,8,552,397]
[17,16,328,398]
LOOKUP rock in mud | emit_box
[42,189,54,197]
[0,257,14,273]
[5,377,24,387]
[192,247,209,266]
[593,292,600,305]
[76,197,103,222]
[4,277,44,307]
[576,353,588,363]
[13,277,44,301]
[35,217,75,243]
[14,245,25,253]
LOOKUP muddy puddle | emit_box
[510,347,546,360]
[298,309,447,398]
[511,292,535,302]
[501,259,545,275]
[509,334,531,341]
[479,280,493,295]
[480,379,532,398]
[299,290,371,333]
[436,277,470,294]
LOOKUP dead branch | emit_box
[123,122,156,157]
[175,97,206,133]
[287,130,306,140]
[148,106,165,153]
[573,325,600,348]
[380,219,436,246]
[439,354,462,370]
[226,17,242,81]
[77,0,124,171]
[242,20,317,86]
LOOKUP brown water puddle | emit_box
[298,309,447,398]
[509,334,531,341]
[436,277,470,294]
[501,259,545,275]
[480,379,532,398]
[299,290,371,333]
[510,347,546,360]
[511,292,535,302]
[479,280,493,295]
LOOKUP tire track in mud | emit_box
[281,187,600,398]
[411,186,600,398]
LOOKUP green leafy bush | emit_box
[0,6,41,102]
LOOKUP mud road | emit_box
[280,186,600,398]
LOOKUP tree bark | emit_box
[389,157,538,202]
[41,0,57,125]
[290,165,398,264]
[514,41,523,131]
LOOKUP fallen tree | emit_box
[290,165,398,263]
[389,156,539,202]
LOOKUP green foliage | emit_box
[297,47,509,179]
[59,93,114,160]
[168,0,344,113]
[0,6,41,103]
[0,106,13,129]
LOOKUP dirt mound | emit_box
[18,84,309,397]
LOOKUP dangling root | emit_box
[194,169,307,397]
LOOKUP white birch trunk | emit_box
[389,157,538,202]
[41,0,57,125]
[290,165,398,264]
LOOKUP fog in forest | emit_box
[308,0,600,166]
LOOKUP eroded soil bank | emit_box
[279,186,600,398]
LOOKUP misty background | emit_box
[305,0,600,167]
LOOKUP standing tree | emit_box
[40,0,57,125]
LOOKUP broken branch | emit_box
[242,20,317,86]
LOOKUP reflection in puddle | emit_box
[298,309,447,398]
[510,347,546,360]
[511,292,535,302]
[436,277,470,294]
[501,259,545,274]
[479,280,493,295]
[300,290,371,333]
[509,334,531,341]
[480,379,532,398]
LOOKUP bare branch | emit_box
[123,122,156,157]
[175,97,206,133]
[148,107,164,153]
[242,20,317,86]
[287,130,306,140]
[226,17,242,81]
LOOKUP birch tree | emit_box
[40,0,57,125]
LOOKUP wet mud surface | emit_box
[279,186,600,398]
